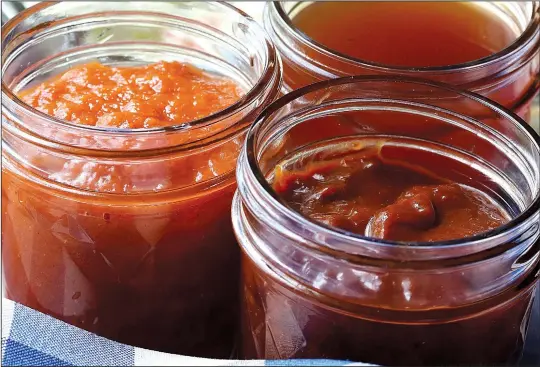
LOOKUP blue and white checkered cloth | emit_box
[3,293,539,366]
[1,298,372,366]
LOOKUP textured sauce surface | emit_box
[16,61,245,193]
[272,142,510,242]
[20,61,242,129]
[291,1,517,67]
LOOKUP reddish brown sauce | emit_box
[279,2,538,121]
[291,2,516,68]
[272,142,510,242]
[240,136,535,366]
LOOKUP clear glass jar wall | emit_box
[233,76,540,365]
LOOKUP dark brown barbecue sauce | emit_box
[240,135,537,366]
[271,138,510,243]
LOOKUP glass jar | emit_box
[1,1,281,357]
[264,2,540,122]
[233,76,540,365]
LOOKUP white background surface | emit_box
[229,2,265,22]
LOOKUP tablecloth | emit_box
[1,298,373,367]
[2,291,539,366]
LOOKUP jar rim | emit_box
[243,75,540,254]
[271,1,540,74]
[1,1,280,141]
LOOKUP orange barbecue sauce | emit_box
[20,61,242,128]
[3,61,245,356]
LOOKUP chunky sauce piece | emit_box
[291,2,516,67]
[272,143,509,242]
[3,61,244,356]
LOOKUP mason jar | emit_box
[1,1,281,357]
[233,76,540,365]
[264,2,540,123]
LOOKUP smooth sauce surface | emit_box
[291,2,518,67]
